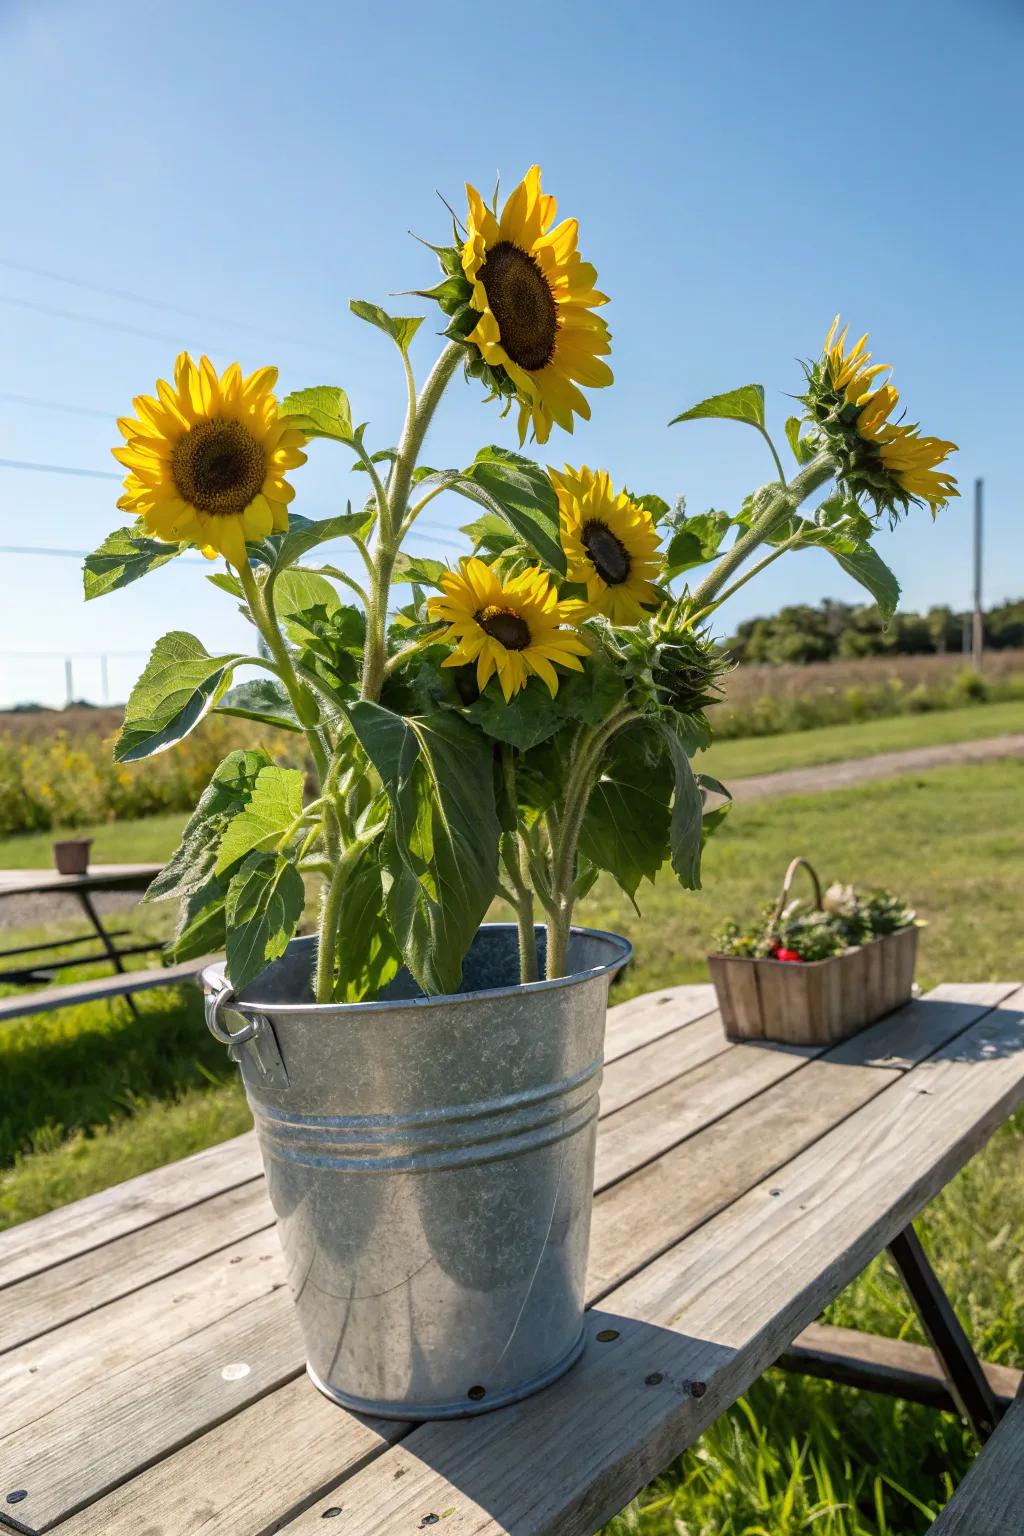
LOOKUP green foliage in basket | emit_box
[715,882,918,962]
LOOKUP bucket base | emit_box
[306,1327,586,1420]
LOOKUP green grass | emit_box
[0,810,186,869]
[702,697,1024,782]
[2,761,1022,1532]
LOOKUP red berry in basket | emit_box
[773,947,801,963]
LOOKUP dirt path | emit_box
[729,733,1024,802]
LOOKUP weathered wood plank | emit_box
[51,1374,407,1536]
[929,1389,1024,1532]
[0,1228,285,1441]
[598,1014,730,1117]
[0,1180,274,1353]
[603,984,716,1062]
[589,1057,897,1296]
[279,986,1024,1536]
[596,1038,814,1189]
[0,1134,261,1292]
[0,1291,303,1535]
[0,956,218,1026]
[780,1321,1023,1413]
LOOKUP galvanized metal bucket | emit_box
[201,923,631,1419]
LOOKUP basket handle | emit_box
[770,856,824,929]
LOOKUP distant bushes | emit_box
[727,596,1024,665]
[0,718,297,837]
[712,660,1024,739]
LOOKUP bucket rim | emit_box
[201,922,632,1018]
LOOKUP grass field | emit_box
[2,759,1022,1532]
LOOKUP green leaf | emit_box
[465,646,625,751]
[827,540,901,620]
[170,875,228,961]
[625,491,671,522]
[215,765,304,874]
[216,679,302,732]
[785,415,818,466]
[670,384,766,431]
[279,386,354,442]
[271,511,374,571]
[456,446,566,576]
[392,552,449,587]
[665,510,734,576]
[83,522,185,600]
[146,749,272,904]
[697,773,732,847]
[346,703,500,994]
[662,726,706,890]
[115,633,242,762]
[225,852,306,991]
[273,568,342,625]
[332,838,402,1003]
[579,728,671,906]
[349,299,423,352]
[460,512,521,559]
[207,571,243,598]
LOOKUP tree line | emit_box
[726,597,1024,665]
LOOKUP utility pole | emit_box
[64,657,74,706]
[972,477,984,672]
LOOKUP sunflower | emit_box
[801,317,957,519]
[427,557,591,701]
[113,354,307,565]
[424,166,612,445]
[552,465,662,625]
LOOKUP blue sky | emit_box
[1,0,1021,706]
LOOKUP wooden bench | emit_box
[932,1384,1024,1532]
[0,954,218,1025]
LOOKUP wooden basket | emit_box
[708,857,918,1046]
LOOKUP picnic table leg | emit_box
[76,889,140,1018]
[887,1223,1003,1443]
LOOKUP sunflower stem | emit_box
[500,748,539,984]
[545,708,641,978]
[687,454,834,615]
[315,833,374,1004]
[359,341,465,703]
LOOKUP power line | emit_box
[0,457,121,481]
[0,391,112,420]
[0,293,241,354]
[0,255,343,360]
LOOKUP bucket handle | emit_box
[205,978,262,1047]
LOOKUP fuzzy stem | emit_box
[359,341,464,703]
[545,708,641,979]
[315,835,371,1004]
[500,748,539,984]
[688,454,834,615]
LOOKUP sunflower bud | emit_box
[614,599,731,721]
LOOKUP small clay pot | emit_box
[53,838,93,876]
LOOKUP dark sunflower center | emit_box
[477,241,558,372]
[476,605,532,651]
[171,419,266,515]
[582,520,631,585]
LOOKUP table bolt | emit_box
[645,1372,664,1386]
[690,1380,707,1399]
[6,1491,28,1504]
[322,1508,343,1519]
[596,1328,620,1343]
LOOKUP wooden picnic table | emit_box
[0,863,163,1002]
[1,977,1022,1535]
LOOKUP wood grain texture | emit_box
[0,1180,274,1353]
[930,1390,1024,1532]
[603,985,716,1062]
[598,1014,729,1116]
[0,1134,261,1292]
[277,987,1024,1536]
[51,1374,406,1536]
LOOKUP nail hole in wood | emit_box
[596,1328,620,1342]
[645,1372,664,1386]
